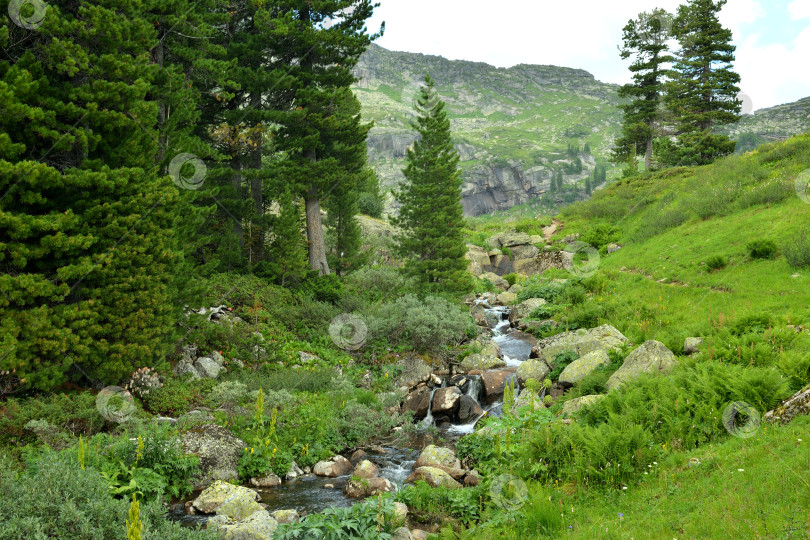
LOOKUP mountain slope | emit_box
[352,44,622,216]
[354,44,810,217]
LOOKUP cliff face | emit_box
[353,44,621,216]
[354,45,810,216]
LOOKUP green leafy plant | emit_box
[706,255,727,271]
[747,239,778,260]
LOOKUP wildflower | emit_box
[737,468,744,472]
[250,448,254,454]
[622,486,627,490]
[619,512,624,518]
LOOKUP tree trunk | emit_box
[250,91,263,262]
[232,156,244,248]
[644,134,653,170]
[305,182,330,275]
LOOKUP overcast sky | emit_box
[365,0,810,111]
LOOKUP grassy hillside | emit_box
[438,133,810,539]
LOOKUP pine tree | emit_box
[663,0,741,165]
[262,189,308,286]
[267,0,382,275]
[393,76,469,294]
[585,176,593,195]
[1,0,182,389]
[583,142,591,154]
[612,8,674,171]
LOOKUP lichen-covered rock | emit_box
[406,466,462,489]
[393,354,434,390]
[393,527,413,540]
[684,337,704,355]
[207,510,279,540]
[463,470,481,487]
[175,360,201,379]
[414,445,461,469]
[393,502,408,521]
[511,389,541,414]
[561,394,606,416]
[270,509,299,524]
[605,340,677,391]
[192,480,260,515]
[764,385,810,425]
[249,474,281,488]
[195,356,222,379]
[516,359,550,385]
[509,298,547,322]
[480,272,509,290]
[460,339,505,371]
[353,459,379,480]
[431,387,462,416]
[558,349,610,387]
[182,425,245,490]
[313,455,352,477]
[534,324,628,364]
[495,291,517,305]
[343,476,395,498]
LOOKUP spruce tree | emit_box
[585,177,593,195]
[612,8,674,171]
[267,0,382,275]
[1,0,182,389]
[663,0,741,165]
[263,189,308,286]
[393,76,469,294]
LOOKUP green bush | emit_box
[0,450,215,539]
[275,496,402,539]
[548,351,579,381]
[300,274,344,304]
[503,273,517,287]
[0,392,106,449]
[357,192,384,218]
[747,239,778,260]
[364,294,470,352]
[784,231,810,268]
[705,255,727,271]
[396,482,484,525]
[580,224,619,249]
[142,377,215,416]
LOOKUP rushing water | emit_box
[172,297,534,525]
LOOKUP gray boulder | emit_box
[605,340,678,391]
[684,337,704,355]
[182,425,245,490]
[561,394,606,416]
[558,349,611,387]
[195,356,222,379]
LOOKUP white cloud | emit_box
[788,0,810,20]
[367,0,809,110]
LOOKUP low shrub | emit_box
[275,496,403,539]
[705,255,727,271]
[300,273,344,304]
[784,231,810,268]
[364,294,470,352]
[747,239,778,260]
[396,482,485,525]
[0,392,105,449]
[503,273,517,287]
[0,449,214,539]
[142,377,216,416]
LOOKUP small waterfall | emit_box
[421,387,438,427]
[465,376,483,401]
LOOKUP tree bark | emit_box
[305,183,330,275]
[250,91,263,262]
[644,134,653,170]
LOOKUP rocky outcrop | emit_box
[460,339,505,371]
[605,340,677,391]
[393,354,434,390]
[684,337,703,355]
[182,424,245,490]
[457,395,484,423]
[764,385,810,425]
[192,481,261,515]
[532,324,628,364]
[401,386,432,419]
[558,349,611,387]
[207,510,279,540]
